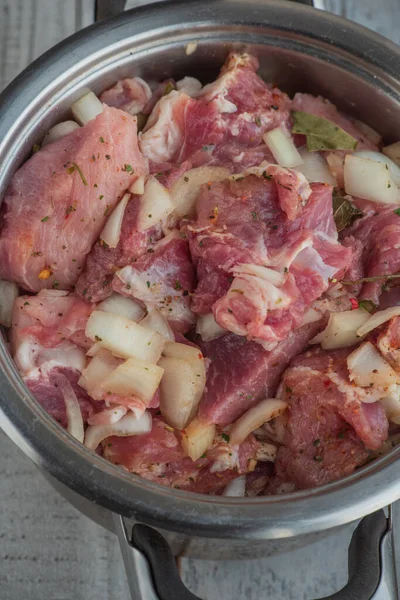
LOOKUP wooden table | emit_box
[1,1,399,599]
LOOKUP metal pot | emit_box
[1,0,400,597]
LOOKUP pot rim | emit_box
[1,0,400,540]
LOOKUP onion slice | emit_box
[380,386,400,425]
[383,142,400,167]
[295,147,336,185]
[0,280,18,327]
[100,193,130,248]
[56,375,84,443]
[170,166,230,219]
[353,150,400,187]
[357,306,400,338]
[344,155,400,205]
[137,176,175,230]
[196,313,226,341]
[97,293,146,322]
[140,309,175,341]
[222,475,246,497]
[71,91,104,125]
[84,411,152,451]
[42,121,80,146]
[101,358,164,405]
[263,127,303,168]
[229,399,288,446]
[180,417,216,461]
[347,341,400,389]
[310,309,370,350]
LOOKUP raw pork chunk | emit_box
[0,106,146,292]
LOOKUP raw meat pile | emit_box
[2,52,400,496]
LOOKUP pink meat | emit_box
[104,419,258,493]
[198,322,322,426]
[377,316,400,371]
[0,106,146,292]
[140,53,291,172]
[75,196,163,302]
[341,207,400,305]
[112,236,196,332]
[25,366,97,429]
[100,77,152,115]
[272,348,388,489]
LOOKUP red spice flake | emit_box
[349,297,359,310]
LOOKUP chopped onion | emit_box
[229,399,288,446]
[97,293,145,322]
[170,166,230,219]
[180,417,216,461]
[344,155,400,205]
[295,147,336,185]
[130,175,145,195]
[71,91,103,125]
[263,127,303,168]
[353,150,400,187]
[196,313,226,341]
[357,306,400,338]
[101,357,164,405]
[78,350,121,399]
[56,375,84,443]
[86,311,166,363]
[137,176,175,231]
[352,119,382,145]
[140,309,175,341]
[232,263,286,286]
[88,406,128,426]
[383,142,400,167]
[42,121,80,146]
[185,42,198,56]
[380,386,400,424]
[158,357,197,429]
[255,442,278,462]
[0,280,18,327]
[310,309,370,350]
[301,307,322,326]
[347,341,400,389]
[84,411,152,451]
[222,475,246,497]
[162,341,206,419]
[100,193,130,248]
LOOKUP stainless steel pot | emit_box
[1,0,400,597]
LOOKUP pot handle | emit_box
[113,508,398,600]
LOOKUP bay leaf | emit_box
[332,191,363,232]
[292,111,358,152]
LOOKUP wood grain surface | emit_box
[0,1,399,599]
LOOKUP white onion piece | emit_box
[310,309,370,350]
[352,119,382,145]
[84,411,152,451]
[176,77,202,96]
[71,91,104,125]
[140,309,175,341]
[380,386,400,424]
[196,313,226,341]
[97,293,145,322]
[42,121,80,147]
[100,193,130,248]
[232,263,286,286]
[130,175,145,195]
[353,150,400,187]
[301,307,322,326]
[101,358,164,405]
[383,142,400,167]
[229,399,288,446]
[78,351,120,399]
[180,417,216,461]
[137,176,175,231]
[347,342,400,389]
[185,42,198,55]
[158,354,202,429]
[57,376,84,443]
[222,475,246,497]
[255,442,277,462]
[357,306,400,338]
[263,127,303,168]
[85,311,165,363]
[295,147,336,185]
[0,280,18,327]
[162,341,206,420]
[88,406,128,426]
[170,166,230,219]
[344,155,400,205]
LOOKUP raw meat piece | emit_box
[100,77,152,115]
[377,316,400,371]
[75,196,163,303]
[113,236,196,332]
[0,106,146,292]
[198,322,322,426]
[272,347,388,489]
